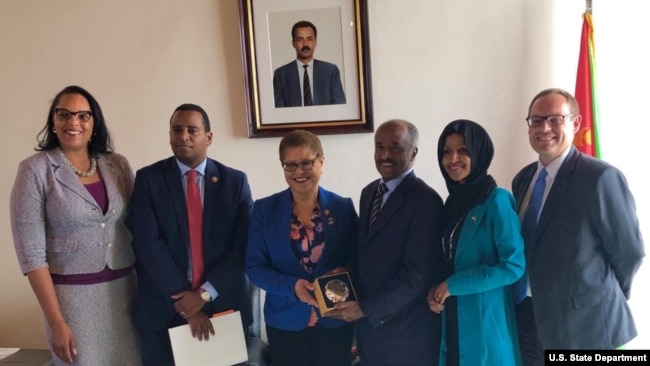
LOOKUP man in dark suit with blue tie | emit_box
[326,120,444,365]
[127,104,254,366]
[273,20,346,108]
[513,88,644,365]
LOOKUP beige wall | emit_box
[1,0,648,348]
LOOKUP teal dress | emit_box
[440,188,525,366]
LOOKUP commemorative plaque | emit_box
[313,271,357,314]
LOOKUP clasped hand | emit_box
[427,281,450,314]
[171,290,214,340]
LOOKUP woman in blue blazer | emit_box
[246,130,357,366]
[428,120,525,366]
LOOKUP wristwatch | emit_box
[199,288,211,302]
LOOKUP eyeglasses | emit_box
[525,114,572,127]
[55,108,92,122]
[281,155,320,172]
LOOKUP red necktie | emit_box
[186,170,204,290]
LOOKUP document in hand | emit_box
[168,310,248,366]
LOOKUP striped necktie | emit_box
[303,65,313,106]
[368,183,388,229]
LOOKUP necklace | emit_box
[67,157,97,177]
[441,213,467,262]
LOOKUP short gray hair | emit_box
[378,119,419,149]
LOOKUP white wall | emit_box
[591,0,650,349]
[1,0,647,348]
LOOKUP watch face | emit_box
[200,290,211,301]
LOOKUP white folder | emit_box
[168,310,248,366]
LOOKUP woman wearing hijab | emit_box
[427,119,524,366]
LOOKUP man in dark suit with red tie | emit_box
[127,104,253,366]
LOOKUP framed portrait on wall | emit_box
[239,0,373,137]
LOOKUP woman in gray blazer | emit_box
[10,86,142,365]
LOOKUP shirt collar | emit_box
[535,147,570,180]
[381,168,413,192]
[175,159,207,177]
[296,59,314,68]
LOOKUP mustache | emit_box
[301,46,311,52]
[376,159,396,165]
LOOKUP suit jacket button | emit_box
[99,222,106,229]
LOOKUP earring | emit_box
[52,128,56,133]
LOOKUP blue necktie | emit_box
[513,168,547,303]
[368,183,388,229]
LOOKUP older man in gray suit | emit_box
[512,88,644,365]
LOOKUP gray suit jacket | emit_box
[512,146,644,349]
[11,149,135,275]
[273,59,346,107]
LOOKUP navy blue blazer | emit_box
[245,187,358,331]
[512,146,644,349]
[127,157,253,331]
[273,59,346,107]
[355,172,444,366]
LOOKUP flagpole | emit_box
[586,0,592,14]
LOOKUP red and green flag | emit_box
[573,11,600,158]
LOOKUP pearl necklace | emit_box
[67,157,97,177]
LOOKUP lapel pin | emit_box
[211,176,218,183]
[471,216,477,222]
[324,209,330,216]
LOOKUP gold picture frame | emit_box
[238,0,373,137]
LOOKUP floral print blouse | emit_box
[290,206,325,274]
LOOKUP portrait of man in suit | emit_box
[325,120,444,365]
[273,20,346,108]
[127,104,253,366]
[513,88,644,364]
